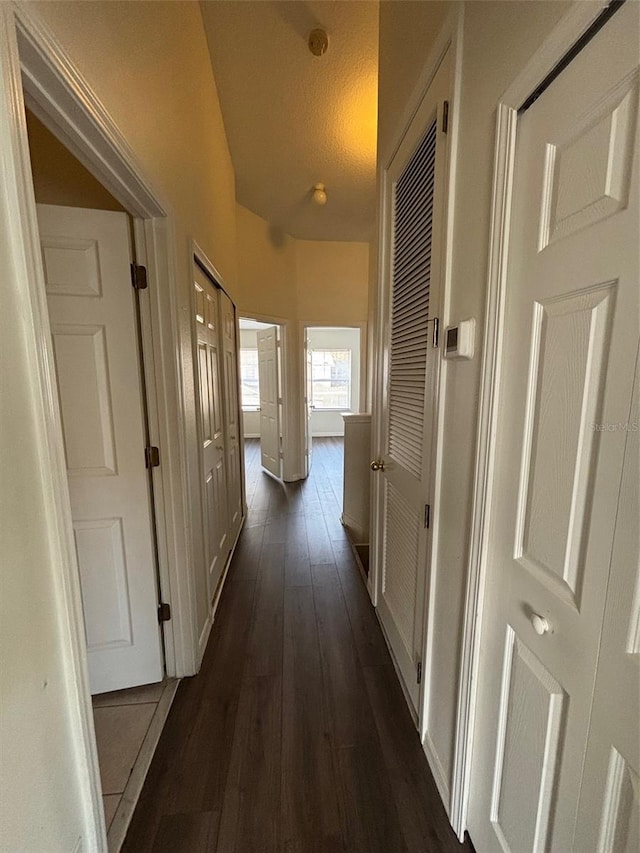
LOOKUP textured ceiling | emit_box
[201,1,379,243]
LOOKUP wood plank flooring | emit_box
[122,438,471,852]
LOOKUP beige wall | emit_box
[235,204,295,319]
[26,108,125,211]
[376,0,572,801]
[295,240,369,326]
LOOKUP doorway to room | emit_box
[23,105,178,846]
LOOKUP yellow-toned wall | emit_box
[235,204,295,319]
[376,0,572,801]
[295,239,369,326]
[30,0,238,291]
[235,204,370,328]
[26,108,125,211]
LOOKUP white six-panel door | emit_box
[194,265,228,602]
[375,49,451,714]
[38,204,163,694]
[257,325,281,478]
[468,5,639,850]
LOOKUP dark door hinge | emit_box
[145,446,160,468]
[158,602,171,622]
[432,317,440,348]
[442,100,449,134]
[131,263,148,290]
[424,504,431,529]
[417,661,423,684]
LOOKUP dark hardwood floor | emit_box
[122,438,470,852]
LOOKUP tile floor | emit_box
[93,679,176,835]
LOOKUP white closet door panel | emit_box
[468,6,639,850]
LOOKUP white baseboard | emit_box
[311,431,344,438]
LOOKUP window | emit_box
[311,349,351,410]
[239,349,260,409]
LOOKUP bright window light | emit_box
[240,349,260,409]
[311,349,351,410]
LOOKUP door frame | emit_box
[451,0,613,839]
[2,3,200,846]
[370,6,462,803]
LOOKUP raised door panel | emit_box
[516,284,616,605]
[74,518,132,650]
[490,629,565,852]
[52,324,117,476]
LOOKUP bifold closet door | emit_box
[194,265,228,602]
[220,290,243,544]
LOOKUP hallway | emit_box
[122,439,469,852]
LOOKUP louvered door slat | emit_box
[388,118,438,478]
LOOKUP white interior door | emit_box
[220,290,243,541]
[468,6,639,850]
[257,325,281,478]
[305,329,313,475]
[574,346,639,852]
[38,203,163,695]
[194,265,228,601]
[375,51,450,714]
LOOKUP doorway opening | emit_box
[24,106,177,844]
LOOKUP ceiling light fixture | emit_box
[312,183,327,205]
[308,28,329,57]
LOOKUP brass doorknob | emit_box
[370,459,385,472]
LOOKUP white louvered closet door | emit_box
[375,50,451,715]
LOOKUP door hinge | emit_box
[145,446,160,468]
[131,263,148,290]
[432,317,440,348]
[417,661,423,684]
[158,602,171,622]
[442,100,449,134]
[424,504,431,529]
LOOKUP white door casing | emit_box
[220,289,243,543]
[375,49,452,715]
[38,203,163,695]
[194,264,228,602]
[468,5,639,851]
[257,325,281,478]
